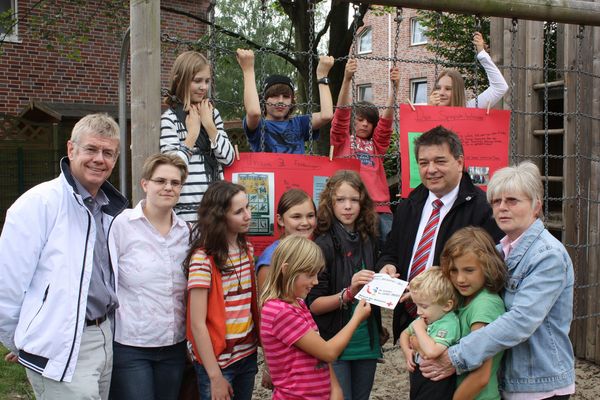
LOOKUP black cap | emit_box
[263,75,294,94]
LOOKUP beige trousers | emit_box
[26,318,113,400]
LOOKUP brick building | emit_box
[0,0,210,227]
[352,8,435,111]
[0,0,210,116]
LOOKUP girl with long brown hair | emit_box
[306,170,385,400]
[185,181,258,400]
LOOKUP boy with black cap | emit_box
[237,49,334,154]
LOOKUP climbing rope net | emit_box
[160,1,600,337]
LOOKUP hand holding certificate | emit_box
[355,273,409,310]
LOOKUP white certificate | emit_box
[355,273,408,310]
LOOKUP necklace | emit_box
[227,251,243,292]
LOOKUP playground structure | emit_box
[0,0,598,364]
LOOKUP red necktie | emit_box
[405,199,443,317]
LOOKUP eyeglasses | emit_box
[74,142,118,161]
[490,197,528,208]
[149,178,183,189]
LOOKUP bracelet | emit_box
[345,286,355,302]
[338,289,346,309]
[181,143,193,158]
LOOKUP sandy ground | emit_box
[253,309,600,399]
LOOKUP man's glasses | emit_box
[74,143,118,161]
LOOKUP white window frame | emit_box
[410,78,428,105]
[357,84,373,102]
[357,27,372,54]
[0,0,19,43]
[410,18,427,46]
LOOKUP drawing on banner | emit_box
[232,172,275,236]
[313,176,329,207]
[467,166,490,185]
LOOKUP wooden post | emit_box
[591,21,600,367]
[345,0,600,26]
[130,0,161,204]
[561,21,594,360]
[52,122,60,177]
[579,24,595,364]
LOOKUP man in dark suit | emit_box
[377,125,502,342]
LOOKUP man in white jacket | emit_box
[0,113,127,399]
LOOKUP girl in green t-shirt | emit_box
[441,227,508,400]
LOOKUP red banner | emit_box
[224,152,360,254]
[400,104,510,198]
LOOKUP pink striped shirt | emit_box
[187,245,257,368]
[261,299,330,400]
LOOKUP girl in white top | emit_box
[429,32,508,109]
[108,154,190,400]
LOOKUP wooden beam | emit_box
[591,19,600,368]
[348,0,600,26]
[130,0,161,204]
[561,22,593,361]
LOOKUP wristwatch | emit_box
[317,77,330,85]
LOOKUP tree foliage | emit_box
[197,1,298,121]
[417,11,490,90]
[274,1,370,154]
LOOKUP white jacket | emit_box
[0,158,127,382]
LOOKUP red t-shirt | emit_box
[330,107,393,214]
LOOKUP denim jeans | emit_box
[109,340,186,400]
[194,352,257,400]
[332,359,377,400]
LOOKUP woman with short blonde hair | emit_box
[422,161,575,399]
[109,154,190,400]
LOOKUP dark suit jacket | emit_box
[376,172,503,342]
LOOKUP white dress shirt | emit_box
[110,200,189,347]
[407,185,460,278]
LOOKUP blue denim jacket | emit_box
[448,219,575,393]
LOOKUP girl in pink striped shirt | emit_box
[260,235,371,400]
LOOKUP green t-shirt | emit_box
[407,311,461,356]
[339,302,381,360]
[456,289,505,400]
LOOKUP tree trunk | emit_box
[279,1,367,155]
